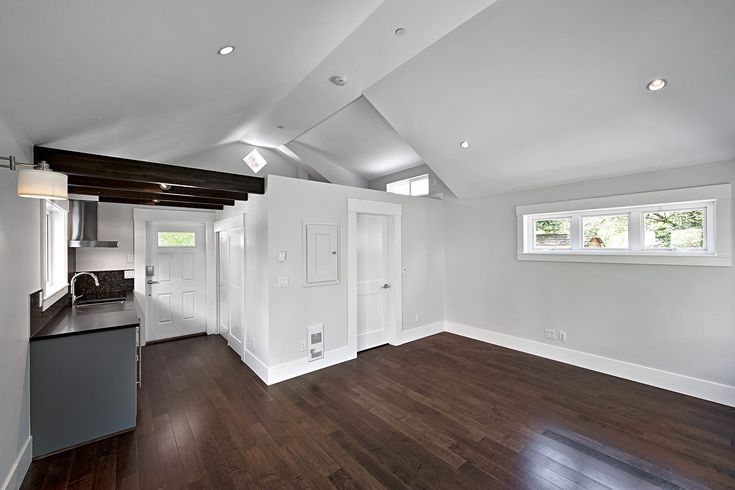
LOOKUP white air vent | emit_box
[307,324,324,362]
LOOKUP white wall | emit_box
[444,160,735,387]
[74,203,135,272]
[265,175,445,366]
[0,117,37,490]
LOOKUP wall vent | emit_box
[307,324,324,362]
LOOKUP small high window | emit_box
[158,231,196,247]
[516,184,731,267]
[386,174,429,197]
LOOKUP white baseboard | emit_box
[395,321,444,345]
[2,436,32,490]
[241,348,269,385]
[267,346,355,385]
[445,321,735,408]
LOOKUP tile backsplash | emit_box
[73,270,134,300]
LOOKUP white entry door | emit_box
[218,228,245,356]
[147,222,206,342]
[356,214,390,351]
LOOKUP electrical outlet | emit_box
[278,251,287,262]
[544,328,557,340]
[299,340,306,352]
[278,276,289,288]
[559,331,567,342]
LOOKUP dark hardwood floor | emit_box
[22,333,735,489]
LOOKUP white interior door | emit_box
[218,228,245,356]
[356,214,390,351]
[147,222,206,342]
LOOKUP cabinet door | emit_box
[304,222,339,285]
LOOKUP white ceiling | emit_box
[0,0,381,162]
[292,97,422,181]
[366,0,735,198]
[2,0,734,198]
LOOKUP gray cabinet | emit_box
[30,326,137,457]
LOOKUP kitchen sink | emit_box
[74,297,127,308]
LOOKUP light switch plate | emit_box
[124,269,135,279]
[278,251,287,262]
[278,276,289,288]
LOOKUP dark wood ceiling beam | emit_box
[68,186,235,206]
[35,146,265,195]
[68,175,248,201]
[99,197,223,210]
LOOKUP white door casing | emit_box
[218,227,245,356]
[347,198,402,358]
[147,222,206,342]
[356,214,390,351]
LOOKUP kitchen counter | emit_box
[31,292,138,341]
[30,291,140,457]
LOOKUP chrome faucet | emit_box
[71,272,100,306]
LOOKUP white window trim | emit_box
[516,184,731,267]
[41,200,68,309]
[386,173,429,197]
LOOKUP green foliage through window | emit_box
[583,215,629,248]
[158,232,196,247]
[644,210,704,249]
[534,218,571,249]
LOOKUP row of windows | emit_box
[525,201,714,254]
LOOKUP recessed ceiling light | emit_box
[218,46,235,56]
[459,140,470,149]
[394,27,406,36]
[329,75,348,87]
[159,183,171,191]
[647,78,667,91]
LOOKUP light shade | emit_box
[17,169,68,200]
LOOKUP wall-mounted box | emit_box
[303,222,339,286]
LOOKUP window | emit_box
[386,174,429,197]
[42,200,68,307]
[158,231,196,247]
[533,217,571,249]
[516,184,731,266]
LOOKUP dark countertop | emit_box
[31,292,139,341]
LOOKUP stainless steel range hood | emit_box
[69,200,119,248]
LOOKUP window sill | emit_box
[517,252,731,267]
[42,284,68,311]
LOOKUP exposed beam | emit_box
[68,175,248,201]
[35,146,265,194]
[68,186,235,206]
[99,197,223,210]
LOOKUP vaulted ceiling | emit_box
[1,0,734,199]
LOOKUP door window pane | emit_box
[158,231,196,247]
[533,218,571,249]
[583,214,629,248]
[644,209,705,249]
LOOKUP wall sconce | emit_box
[0,155,68,200]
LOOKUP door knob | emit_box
[382,284,391,289]
[147,280,159,285]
